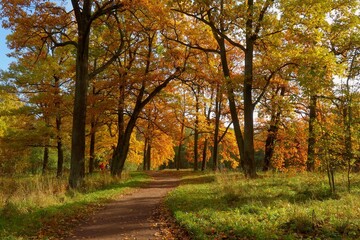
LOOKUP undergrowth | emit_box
[0,171,149,239]
[166,171,360,240]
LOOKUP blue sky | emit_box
[0,27,12,71]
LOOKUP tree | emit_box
[0,0,129,187]
[69,0,127,187]
[136,100,176,171]
[0,90,32,175]
[0,41,73,176]
[326,1,360,189]
[170,0,299,177]
[107,1,188,176]
[262,82,286,171]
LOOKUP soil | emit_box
[66,171,190,240]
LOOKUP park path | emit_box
[67,171,183,240]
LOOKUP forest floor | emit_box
[65,171,190,240]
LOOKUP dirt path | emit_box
[67,171,183,240]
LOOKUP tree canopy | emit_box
[0,0,359,188]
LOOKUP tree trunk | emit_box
[42,145,49,175]
[111,90,138,176]
[176,92,186,171]
[89,85,97,174]
[111,84,157,176]
[146,143,151,171]
[216,36,245,170]
[201,138,208,171]
[176,143,182,171]
[201,90,214,171]
[143,138,149,171]
[263,87,285,171]
[307,95,317,171]
[212,84,221,171]
[177,124,185,171]
[42,116,51,175]
[89,119,96,174]
[54,76,63,177]
[194,89,200,171]
[111,147,127,176]
[263,125,277,171]
[111,80,178,176]
[343,103,353,191]
[194,127,199,171]
[243,49,256,177]
[56,115,64,177]
[69,1,91,188]
[343,106,352,157]
[243,0,257,178]
[111,129,133,176]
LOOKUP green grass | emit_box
[166,171,360,240]
[0,171,150,239]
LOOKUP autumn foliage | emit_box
[0,0,358,185]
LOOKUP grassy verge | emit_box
[166,171,360,240]
[0,171,150,239]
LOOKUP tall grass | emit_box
[1,175,67,213]
[166,171,360,239]
[0,171,149,239]
[0,172,133,211]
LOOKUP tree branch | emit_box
[90,1,126,23]
[253,62,297,107]
[172,9,246,52]
[218,121,233,143]
[254,0,274,38]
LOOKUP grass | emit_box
[0,171,150,239]
[166,171,360,240]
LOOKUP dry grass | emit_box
[0,171,147,239]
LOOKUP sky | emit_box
[0,27,12,71]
